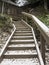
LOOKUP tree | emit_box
[43,0,48,10]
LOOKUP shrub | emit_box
[0,14,13,33]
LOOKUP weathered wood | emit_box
[3,54,37,58]
[40,34,46,64]
[32,29,44,65]
[11,39,34,43]
[13,36,33,38]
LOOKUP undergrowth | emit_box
[0,14,13,33]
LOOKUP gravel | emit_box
[0,28,13,52]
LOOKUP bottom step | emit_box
[0,58,39,65]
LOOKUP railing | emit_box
[0,24,16,58]
[22,12,49,65]
[22,20,44,65]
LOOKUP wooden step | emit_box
[10,42,34,44]
[16,26,28,27]
[7,47,35,50]
[8,44,35,47]
[12,37,33,40]
[15,32,32,34]
[14,33,33,36]
[3,54,37,58]
[16,26,29,27]
[15,24,28,26]
[16,28,30,29]
[15,31,32,33]
[16,27,29,29]
[8,44,36,50]
[16,28,31,30]
[4,50,37,58]
[12,36,33,38]
[16,29,31,31]
[12,36,33,40]
[4,50,37,55]
[10,40,34,43]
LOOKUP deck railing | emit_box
[22,12,49,65]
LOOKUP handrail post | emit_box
[25,16,28,22]
[40,34,46,65]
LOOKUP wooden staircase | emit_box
[0,21,44,65]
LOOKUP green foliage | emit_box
[32,5,49,27]
[0,14,13,33]
[38,15,49,26]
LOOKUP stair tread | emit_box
[16,29,31,30]
[14,34,32,36]
[14,33,33,36]
[16,27,29,28]
[16,28,30,29]
[14,33,32,34]
[10,40,34,42]
[8,44,35,47]
[15,31,32,32]
[4,50,37,55]
[12,36,33,38]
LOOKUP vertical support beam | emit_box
[40,34,46,65]
[26,16,28,22]
[2,2,4,14]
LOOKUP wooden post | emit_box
[40,34,46,65]
[26,16,28,22]
[2,2,4,14]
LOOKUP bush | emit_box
[38,14,49,26]
[0,14,13,33]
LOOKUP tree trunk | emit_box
[2,2,4,14]
[44,0,48,10]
